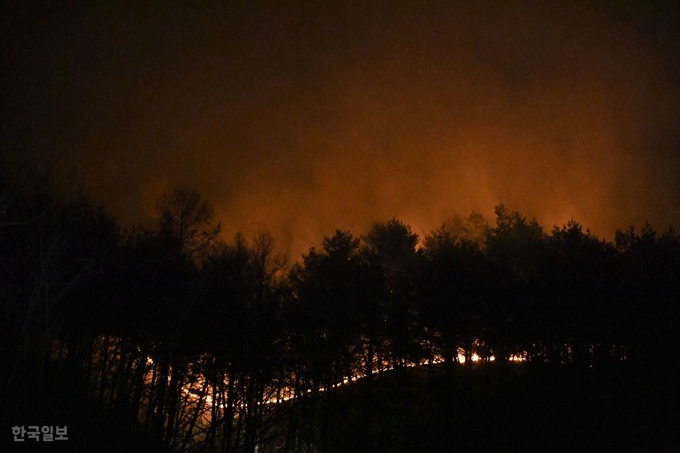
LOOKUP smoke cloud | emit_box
[2,2,679,257]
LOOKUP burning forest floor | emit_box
[2,359,679,452]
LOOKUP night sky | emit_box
[2,1,679,257]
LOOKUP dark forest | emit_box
[1,182,678,452]
[3,2,680,452]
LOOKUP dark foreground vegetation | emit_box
[1,179,679,452]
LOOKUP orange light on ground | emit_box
[508,353,527,362]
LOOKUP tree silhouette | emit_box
[540,220,613,366]
[286,229,389,451]
[361,218,421,371]
[422,224,487,371]
[4,172,679,452]
[156,186,221,264]
[483,205,545,363]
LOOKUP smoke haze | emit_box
[2,1,679,257]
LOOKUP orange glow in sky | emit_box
[1,2,678,258]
